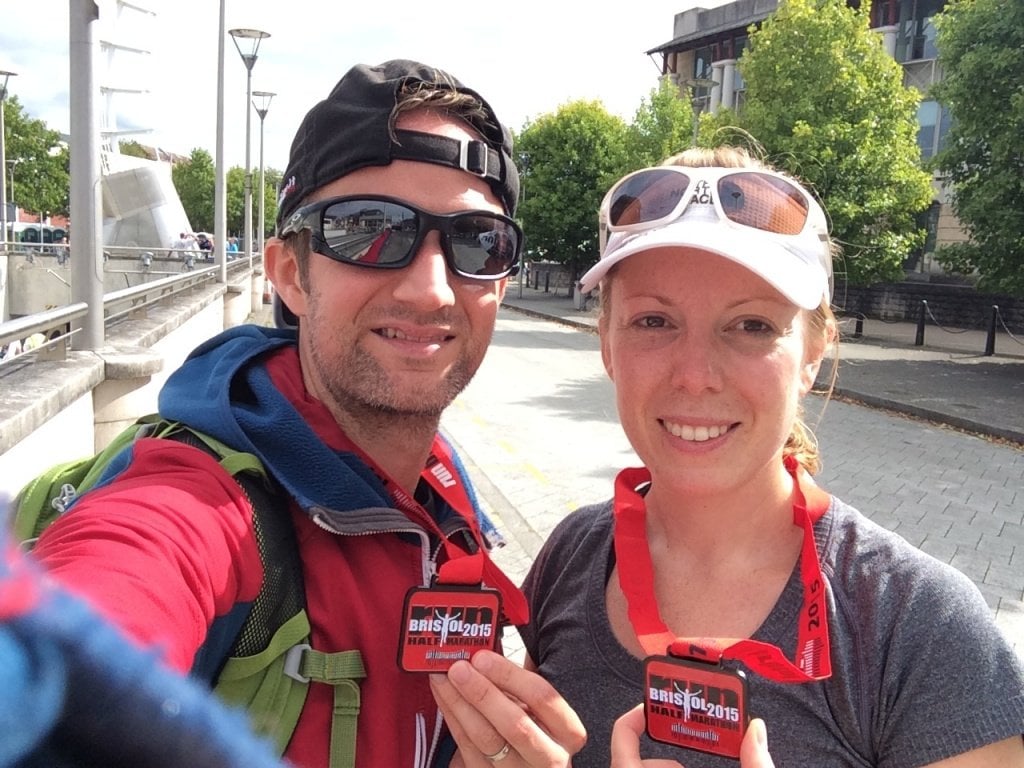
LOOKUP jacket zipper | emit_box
[310,511,439,587]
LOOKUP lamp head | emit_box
[0,70,17,101]
[228,29,270,70]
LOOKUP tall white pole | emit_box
[0,70,15,253]
[243,67,253,268]
[0,92,7,252]
[252,91,274,258]
[214,0,227,283]
[229,29,269,270]
[257,114,266,256]
[69,0,103,350]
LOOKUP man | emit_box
[30,60,583,767]
[170,231,192,259]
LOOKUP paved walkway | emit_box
[500,284,1024,446]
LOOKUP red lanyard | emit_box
[612,456,832,683]
[339,432,528,626]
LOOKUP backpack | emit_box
[10,416,367,768]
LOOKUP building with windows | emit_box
[647,0,963,278]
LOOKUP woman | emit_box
[520,147,1024,767]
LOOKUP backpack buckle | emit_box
[283,643,311,683]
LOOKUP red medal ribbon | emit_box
[338,431,528,625]
[613,456,832,683]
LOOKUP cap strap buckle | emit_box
[459,139,490,178]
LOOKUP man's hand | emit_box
[429,650,586,767]
[611,705,775,768]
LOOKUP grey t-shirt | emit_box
[521,497,1024,768]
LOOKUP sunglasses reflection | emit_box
[311,197,520,278]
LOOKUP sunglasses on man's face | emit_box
[279,195,522,280]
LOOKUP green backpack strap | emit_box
[214,615,367,768]
[285,645,367,768]
[198,447,366,768]
[212,612,314,754]
[12,414,170,543]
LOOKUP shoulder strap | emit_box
[167,428,367,767]
[12,414,169,544]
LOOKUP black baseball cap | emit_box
[276,59,520,231]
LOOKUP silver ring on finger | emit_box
[483,742,511,763]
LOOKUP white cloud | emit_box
[1,1,695,172]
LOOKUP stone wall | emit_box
[836,282,1024,334]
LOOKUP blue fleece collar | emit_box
[159,325,391,512]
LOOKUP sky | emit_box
[0,0,723,173]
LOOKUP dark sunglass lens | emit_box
[718,173,809,235]
[319,200,418,265]
[449,216,518,277]
[609,170,690,227]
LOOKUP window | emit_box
[904,200,941,271]
[916,99,952,159]
[693,46,714,81]
[732,35,749,112]
[19,226,41,244]
[895,0,944,62]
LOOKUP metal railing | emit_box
[0,302,90,364]
[0,257,254,368]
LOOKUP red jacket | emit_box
[33,347,485,767]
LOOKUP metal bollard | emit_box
[915,300,927,346]
[984,305,998,356]
[544,272,550,293]
[854,317,863,338]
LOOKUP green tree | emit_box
[226,166,279,245]
[171,148,215,233]
[259,167,282,240]
[932,0,1024,295]
[732,0,934,286]
[516,101,629,278]
[626,77,695,168]
[118,139,151,160]
[3,95,70,217]
[226,165,246,238]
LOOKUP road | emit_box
[442,307,1024,660]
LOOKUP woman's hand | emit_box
[611,705,775,768]
[429,650,586,767]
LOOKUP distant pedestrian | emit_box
[196,233,213,261]
[522,146,1024,767]
[170,232,191,260]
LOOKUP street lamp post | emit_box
[229,28,270,268]
[251,90,275,257]
[685,77,718,148]
[0,69,18,252]
[6,160,17,207]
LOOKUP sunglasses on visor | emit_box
[279,195,522,280]
[599,166,829,264]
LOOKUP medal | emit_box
[644,655,749,759]
[398,585,502,672]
